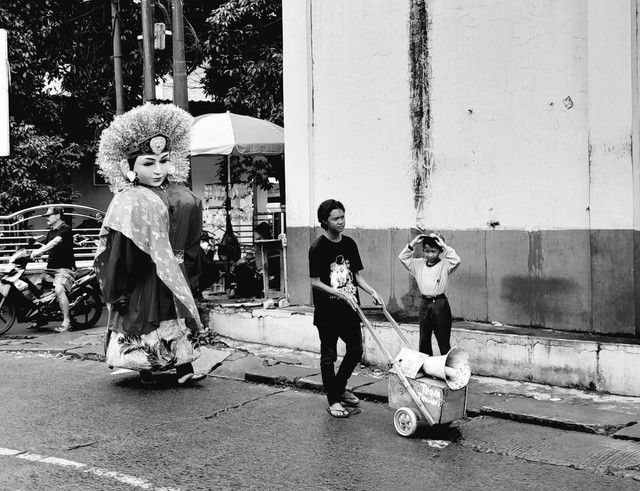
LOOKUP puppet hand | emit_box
[114,297,130,315]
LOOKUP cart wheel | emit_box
[394,407,419,437]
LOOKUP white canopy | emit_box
[190,111,284,156]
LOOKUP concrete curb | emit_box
[3,329,640,442]
[466,407,623,436]
[207,304,640,396]
[237,364,640,439]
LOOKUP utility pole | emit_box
[141,0,155,102]
[110,0,125,115]
[0,29,9,156]
[171,0,191,188]
[171,0,188,111]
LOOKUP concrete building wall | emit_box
[284,0,415,231]
[428,0,589,231]
[283,0,640,335]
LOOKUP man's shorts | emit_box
[37,268,75,293]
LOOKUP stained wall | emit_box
[283,0,640,335]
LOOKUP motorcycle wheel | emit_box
[0,300,17,335]
[70,288,103,330]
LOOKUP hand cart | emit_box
[355,304,469,437]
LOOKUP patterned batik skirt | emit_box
[105,318,200,372]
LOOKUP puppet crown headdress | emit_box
[96,103,193,193]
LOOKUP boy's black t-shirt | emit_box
[308,234,364,325]
[45,223,76,270]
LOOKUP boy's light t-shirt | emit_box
[398,244,461,296]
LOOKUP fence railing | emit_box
[0,204,105,271]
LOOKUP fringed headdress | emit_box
[96,103,193,193]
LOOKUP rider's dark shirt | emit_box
[45,223,76,270]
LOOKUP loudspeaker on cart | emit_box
[355,305,471,437]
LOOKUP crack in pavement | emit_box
[203,388,288,420]
[67,441,99,451]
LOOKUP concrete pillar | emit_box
[632,0,640,335]
[283,0,315,303]
[587,0,636,334]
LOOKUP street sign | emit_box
[0,29,8,156]
[154,22,165,50]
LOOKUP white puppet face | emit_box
[132,152,171,187]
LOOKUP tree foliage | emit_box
[203,0,283,125]
[0,118,82,212]
[0,0,283,215]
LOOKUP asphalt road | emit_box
[0,352,638,491]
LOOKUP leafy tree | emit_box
[0,0,283,215]
[0,1,152,214]
[203,0,283,125]
[0,4,81,214]
[0,118,82,212]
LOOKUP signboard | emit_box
[0,29,8,156]
[393,347,430,379]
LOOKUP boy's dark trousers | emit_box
[316,314,363,405]
[418,294,452,356]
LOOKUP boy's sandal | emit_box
[345,406,362,415]
[53,324,71,333]
[340,391,360,407]
[327,406,350,418]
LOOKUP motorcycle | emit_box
[0,249,103,335]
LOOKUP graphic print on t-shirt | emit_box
[329,255,357,298]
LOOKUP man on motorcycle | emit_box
[30,207,76,332]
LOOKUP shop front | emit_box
[190,112,286,301]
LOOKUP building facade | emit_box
[282,0,640,336]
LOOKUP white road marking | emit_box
[16,452,44,461]
[40,456,85,468]
[0,446,180,491]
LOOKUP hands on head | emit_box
[410,231,445,248]
[429,232,445,248]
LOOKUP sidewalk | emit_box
[2,327,640,441]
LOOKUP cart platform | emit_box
[388,370,467,425]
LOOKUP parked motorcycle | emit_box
[0,249,103,335]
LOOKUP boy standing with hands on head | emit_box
[399,233,461,356]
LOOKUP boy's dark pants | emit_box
[316,315,363,405]
[418,295,452,356]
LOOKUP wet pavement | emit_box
[2,325,640,442]
[2,304,640,490]
[2,351,640,490]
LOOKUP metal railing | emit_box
[0,204,105,270]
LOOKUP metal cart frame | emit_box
[355,304,467,437]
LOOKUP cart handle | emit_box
[355,305,436,426]
[361,302,416,351]
[355,305,395,364]
[380,305,416,351]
